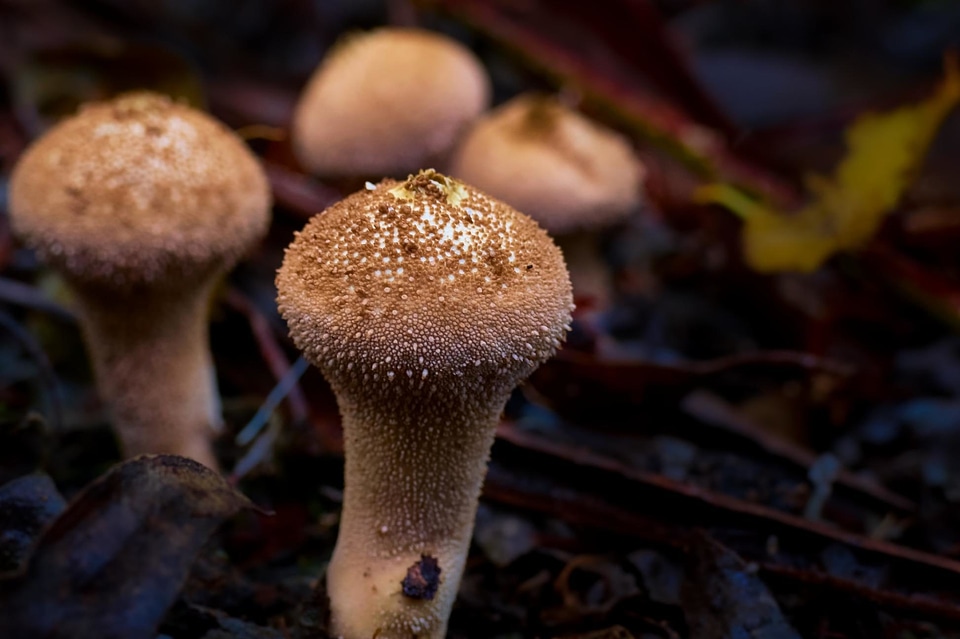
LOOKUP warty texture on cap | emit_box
[10,91,271,289]
[277,169,573,393]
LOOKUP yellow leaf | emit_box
[697,55,960,273]
[695,183,837,272]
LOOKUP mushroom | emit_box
[9,92,271,468]
[450,94,644,306]
[292,27,490,180]
[276,170,572,638]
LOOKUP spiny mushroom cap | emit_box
[450,94,644,235]
[292,28,490,178]
[277,170,573,395]
[9,92,271,289]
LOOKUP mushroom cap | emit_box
[277,170,573,392]
[292,28,490,179]
[450,94,644,235]
[9,92,271,289]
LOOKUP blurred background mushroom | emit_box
[8,92,271,468]
[449,93,645,309]
[291,27,491,183]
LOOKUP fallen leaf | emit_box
[0,455,252,639]
[683,534,802,639]
[698,55,960,273]
[0,473,66,573]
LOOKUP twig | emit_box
[231,414,283,482]
[235,356,309,446]
[225,287,309,426]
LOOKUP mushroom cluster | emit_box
[9,92,271,468]
[277,170,573,638]
[451,94,645,304]
[292,27,490,180]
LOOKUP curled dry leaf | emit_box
[0,455,252,639]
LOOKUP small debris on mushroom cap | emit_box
[9,92,271,289]
[292,28,490,178]
[277,170,573,390]
[450,94,644,234]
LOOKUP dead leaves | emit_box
[698,56,960,273]
[0,455,252,639]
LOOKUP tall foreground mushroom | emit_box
[9,92,271,468]
[277,170,572,638]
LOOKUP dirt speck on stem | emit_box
[401,554,441,600]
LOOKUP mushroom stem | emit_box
[72,281,221,469]
[328,387,508,639]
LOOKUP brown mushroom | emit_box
[276,170,572,638]
[291,27,490,180]
[9,92,271,468]
[450,94,644,305]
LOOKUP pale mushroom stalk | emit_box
[277,171,573,639]
[73,281,220,467]
[329,392,506,639]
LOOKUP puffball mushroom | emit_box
[450,94,644,305]
[292,27,490,179]
[277,170,572,639]
[9,92,271,468]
